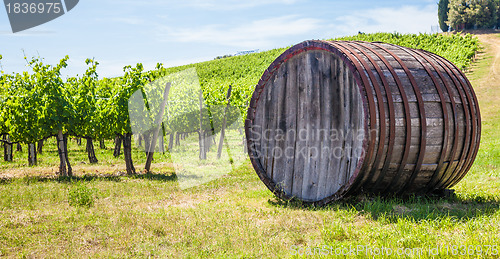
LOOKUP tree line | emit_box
[439,0,500,32]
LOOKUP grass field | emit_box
[1,33,500,258]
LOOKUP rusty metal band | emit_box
[443,67,476,188]
[437,52,481,186]
[426,53,473,189]
[450,64,481,186]
[430,53,479,188]
[362,41,412,194]
[423,54,469,189]
[337,41,388,189]
[344,41,395,191]
[412,49,459,192]
[376,43,427,194]
[415,50,460,190]
[396,47,450,191]
[430,53,477,188]
[314,40,372,203]
[326,41,379,194]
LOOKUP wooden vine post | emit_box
[199,90,207,160]
[145,82,171,173]
[57,130,72,176]
[217,85,233,159]
[3,134,13,162]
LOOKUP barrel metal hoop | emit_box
[426,53,474,188]
[428,53,478,188]
[414,49,461,191]
[414,50,462,190]
[450,61,481,185]
[375,43,427,194]
[425,53,471,188]
[343,41,395,191]
[326,41,379,195]
[397,47,450,192]
[362,42,413,194]
[426,51,480,187]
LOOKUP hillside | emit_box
[0,33,499,257]
[151,33,479,110]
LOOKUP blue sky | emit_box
[0,0,439,78]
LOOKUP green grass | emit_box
[68,182,98,207]
[0,34,500,258]
[0,165,499,257]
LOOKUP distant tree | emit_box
[448,0,470,30]
[468,0,498,28]
[439,0,450,32]
[214,54,232,60]
[495,0,500,27]
[448,0,500,30]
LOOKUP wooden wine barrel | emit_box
[245,40,481,205]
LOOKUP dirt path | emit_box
[470,33,500,120]
[476,34,500,78]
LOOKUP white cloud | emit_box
[94,17,145,25]
[110,17,145,25]
[155,4,439,50]
[157,15,321,49]
[333,5,438,35]
[183,0,299,10]
[0,30,56,36]
[103,0,298,10]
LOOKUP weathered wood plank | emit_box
[315,51,332,200]
[336,54,350,193]
[350,65,365,183]
[271,61,288,191]
[301,52,322,200]
[282,54,299,196]
[291,52,309,198]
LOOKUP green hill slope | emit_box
[150,33,479,112]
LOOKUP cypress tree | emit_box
[438,0,450,32]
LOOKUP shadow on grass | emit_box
[0,171,178,185]
[129,172,177,182]
[268,192,500,223]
